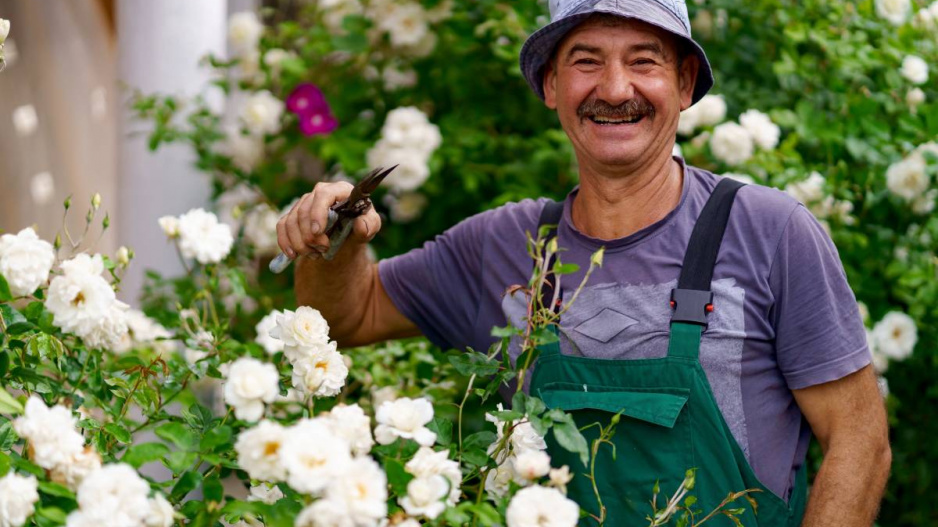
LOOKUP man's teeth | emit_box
[590,115,643,124]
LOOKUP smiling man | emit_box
[281,1,891,525]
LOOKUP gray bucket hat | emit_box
[520,0,714,105]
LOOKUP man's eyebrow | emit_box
[565,43,602,59]
[629,41,665,57]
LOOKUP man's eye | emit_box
[575,58,598,65]
[634,59,655,66]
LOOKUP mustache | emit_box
[577,96,656,120]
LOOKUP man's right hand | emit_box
[276,181,383,260]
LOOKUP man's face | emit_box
[543,17,698,171]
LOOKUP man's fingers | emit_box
[306,181,355,248]
[352,209,382,242]
[284,207,310,256]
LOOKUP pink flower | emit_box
[286,83,338,136]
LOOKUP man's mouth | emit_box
[587,114,645,125]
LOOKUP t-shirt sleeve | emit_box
[769,205,871,390]
[377,211,490,351]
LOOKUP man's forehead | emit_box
[556,17,674,56]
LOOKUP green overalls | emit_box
[529,179,807,526]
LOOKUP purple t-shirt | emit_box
[378,160,870,502]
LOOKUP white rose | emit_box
[483,463,514,498]
[383,65,418,91]
[13,397,86,469]
[176,208,234,264]
[243,203,280,256]
[291,344,349,398]
[235,420,289,481]
[709,122,754,166]
[785,172,827,205]
[405,447,461,506]
[157,215,179,237]
[913,3,938,29]
[907,87,926,107]
[0,19,9,44]
[548,465,573,492]
[295,499,351,527]
[239,90,285,136]
[222,128,265,172]
[513,450,552,481]
[271,306,331,351]
[367,142,432,192]
[280,418,352,495]
[48,447,101,492]
[400,475,449,519]
[248,483,284,505]
[901,55,929,85]
[876,0,911,26]
[144,493,175,527]
[739,109,780,151]
[374,397,436,446]
[872,311,917,360]
[386,192,428,223]
[676,105,699,136]
[380,106,442,155]
[695,94,727,127]
[324,457,388,524]
[79,300,130,352]
[224,357,280,422]
[912,188,937,214]
[71,464,150,527]
[379,3,429,47]
[506,485,580,527]
[228,11,263,57]
[255,309,284,354]
[885,157,929,201]
[0,227,55,297]
[324,404,375,456]
[123,309,173,351]
[0,472,39,527]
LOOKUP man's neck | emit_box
[571,154,684,241]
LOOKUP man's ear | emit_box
[678,54,700,111]
[543,59,558,110]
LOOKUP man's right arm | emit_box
[277,181,420,347]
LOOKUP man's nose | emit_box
[596,62,635,105]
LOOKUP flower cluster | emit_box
[286,83,339,136]
[12,397,100,488]
[0,471,38,527]
[236,408,387,526]
[784,172,855,231]
[709,109,780,166]
[483,404,554,498]
[0,227,55,297]
[65,464,173,527]
[677,94,727,136]
[318,0,452,58]
[159,208,234,264]
[367,106,442,193]
[269,306,350,399]
[46,253,129,351]
[400,447,462,519]
[885,142,938,214]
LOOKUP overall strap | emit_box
[668,178,745,360]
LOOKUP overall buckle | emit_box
[669,289,714,327]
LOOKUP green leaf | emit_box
[165,451,199,475]
[122,442,170,468]
[449,353,500,377]
[552,262,580,275]
[36,507,68,524]
[203,475,224,503]
[200,425,233,452]
[384,458,412,495]
[0,386,24,414]
[463,431,497,450]
[104,422,132,444]
[427,418,453,446]
[170,470,203,501]
[552,416,589,467]
[0,451,11,477]
[155,422,199,450]
[0,273,12,301]
[38,481,75,499]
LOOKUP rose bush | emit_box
[1,0,935,523]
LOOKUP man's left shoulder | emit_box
[689,165,802,236]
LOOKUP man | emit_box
[277,1,891,525]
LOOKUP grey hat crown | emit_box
[520,0,713,104]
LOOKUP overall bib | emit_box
[528,179,807,526]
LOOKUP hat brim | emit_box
[519,9,714,106]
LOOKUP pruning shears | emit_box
[268,165,397,274]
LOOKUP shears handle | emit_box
[268,209,346,274]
